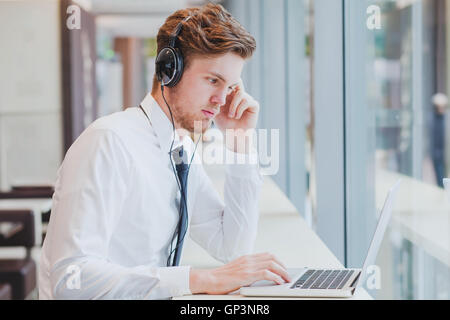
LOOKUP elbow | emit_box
[50,264,88,300]
[51,275,81,300]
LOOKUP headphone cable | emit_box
[161,84,202,266]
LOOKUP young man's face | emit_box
[167,52,245,133]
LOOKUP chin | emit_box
[190,118,212,134]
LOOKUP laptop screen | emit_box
[359,180,402,287]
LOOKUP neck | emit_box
[152,88,176,126]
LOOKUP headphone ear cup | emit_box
[167,48,184,87]
[155,47,184,87]
[155,47,176,86]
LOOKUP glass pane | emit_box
[226,0,314,220]
[345,0,450,299]
[304,0,315,228]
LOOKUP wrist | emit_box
[189,268,216,294]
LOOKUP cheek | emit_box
[191,83,215,105]
[195,80,212,95]
[177,77,214,110]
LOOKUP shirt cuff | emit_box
[224,147,261,179]
[158,265,192,297]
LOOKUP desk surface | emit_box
[177,163,372,300]
[180,215,372,300]
[203,164,299,217]
[377,169,450,267]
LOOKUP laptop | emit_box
[240,179,402,298]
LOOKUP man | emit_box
[39,3,290,299]
[431,93,448,188]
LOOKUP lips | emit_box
[202,109,215,119]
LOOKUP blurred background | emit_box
[0,0,449,299]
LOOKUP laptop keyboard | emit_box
[291,269,355,290]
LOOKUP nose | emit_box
[210,89,228,107]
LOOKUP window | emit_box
[227,0,449,299]
[345,0,450,299]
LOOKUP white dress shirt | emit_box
[39,93,262,300]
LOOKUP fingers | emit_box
[228,87,242,118]
[244,252,291,284]
[252,252,288,270]
[226,85,259,120]
[234,99,248,120]
[252,258,291,284]
[259,260,291,283]
[259,270,286,285]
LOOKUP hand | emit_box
[213,80,260,154]
[214,79,260,134]
[189,253,291,295]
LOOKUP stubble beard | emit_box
[170,101,212,134]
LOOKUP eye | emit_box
[208,78,218,84]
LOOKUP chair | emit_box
[0,209,37,300]
[0,283,12,300]
[0,186,54,241]
[0,185,54,200]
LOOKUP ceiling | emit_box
[73,0,223,38]
[74,0,189,15]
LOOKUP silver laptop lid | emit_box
[357,179,402,287]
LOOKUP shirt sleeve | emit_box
[188,147,263,264]
[43,128,191,299]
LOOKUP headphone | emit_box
[155,15,192,87]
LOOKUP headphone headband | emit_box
[155,15,193,87]
[169,15,192,48]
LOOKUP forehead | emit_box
[186,53,245,82]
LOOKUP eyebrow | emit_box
[207,72,239,88]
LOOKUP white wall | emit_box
[0,0,63,190]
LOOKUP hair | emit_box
[151,3,256,93]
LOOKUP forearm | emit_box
[48,256,190,299]
[221,157,262,258]
[189,143,262,264]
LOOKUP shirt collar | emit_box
[139,92,188,156]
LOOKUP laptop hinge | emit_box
[350,272,361,288]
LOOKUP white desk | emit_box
[376,169,450,267]
[177,163,372,300]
